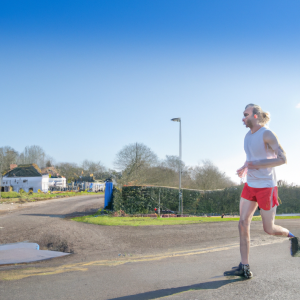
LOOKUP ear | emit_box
[254,114,258,119]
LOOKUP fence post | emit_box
[158,188,161,215]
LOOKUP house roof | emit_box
[3,164,42,177]
[41,166,60,177]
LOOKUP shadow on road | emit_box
[107,277,245,300]
[21,209,100,219]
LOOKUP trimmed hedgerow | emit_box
[277,186,300,214]
[112,185,300,215]
[112,185,242,215]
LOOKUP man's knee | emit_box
[263,224,275,235]
[239,219,250,231]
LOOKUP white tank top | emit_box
[244,126,277,188]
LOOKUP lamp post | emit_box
[0,155,2,200]
[171,118,182,215]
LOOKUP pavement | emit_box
[0,194,299,300]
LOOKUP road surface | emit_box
[0,194,299,299]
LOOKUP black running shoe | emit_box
[290,237,300,257]
[235,263,253,278]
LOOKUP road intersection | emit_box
[0,195,299,299]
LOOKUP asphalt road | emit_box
[0,195,300,300]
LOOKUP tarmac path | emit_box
[0,194,300,299]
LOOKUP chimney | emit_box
[10,164,17,170]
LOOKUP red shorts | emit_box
[241,183,279,211]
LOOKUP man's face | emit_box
[242,107,255,128]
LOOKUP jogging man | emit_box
[235,104,298,279]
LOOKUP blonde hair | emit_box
[245,104,270,126]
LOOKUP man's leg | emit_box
[260,206,300,257]
[239,197,258,265]
[260,205,289,236]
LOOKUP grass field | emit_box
[0,191,103,203]
[72,214,300,226]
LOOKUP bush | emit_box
[19,188,25,194]
[109,187,123,211]
[118,186,243,215]
[114,185,300,215]
[277,186,300,214]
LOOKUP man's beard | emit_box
[246,119,253,128]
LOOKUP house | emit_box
[48,177,66,188]
[41,166,66,188]
[1,164,49,193]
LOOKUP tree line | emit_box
[114,143,236,189]
[0,146,114,182]
[0,143,236,189]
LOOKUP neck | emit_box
[250,124,262,134]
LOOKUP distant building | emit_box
[41,166,66,188]
[48,177,66,188]
[1,164,49,193]
[75,176,94,183]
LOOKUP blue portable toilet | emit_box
[104,181,113,208]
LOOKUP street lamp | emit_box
[171,117,182,215]
[0,155,2,200]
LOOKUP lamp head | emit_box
[171,118,181,122]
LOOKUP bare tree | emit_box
[0,146,19,171]
[18,145,48,168]
[56,162,82,182]
[161,155,185,172]
[82,160,107,179]
[190,160,235,190]
[114,143,158,184]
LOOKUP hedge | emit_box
[111,185,300,215]
[276,186,300,214]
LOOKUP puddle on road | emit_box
[0,242,70,266]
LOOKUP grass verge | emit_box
[0,191,103,203]
[72,214,300,226]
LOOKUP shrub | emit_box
[114,185,300,215]
[109,187,123,211]
[277,186,300,214]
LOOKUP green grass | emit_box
[274,216,300,220]
[72,214,300,226]
[0,191,103,203]
[0,192,20,198]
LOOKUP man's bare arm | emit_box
[236,161,248,177]
[247,131,287,169]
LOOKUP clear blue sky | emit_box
[1,0,300,185]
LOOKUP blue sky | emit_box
[1,0,300,184]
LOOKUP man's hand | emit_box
[236,164,248,178]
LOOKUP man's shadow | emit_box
[108,265,246,300]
